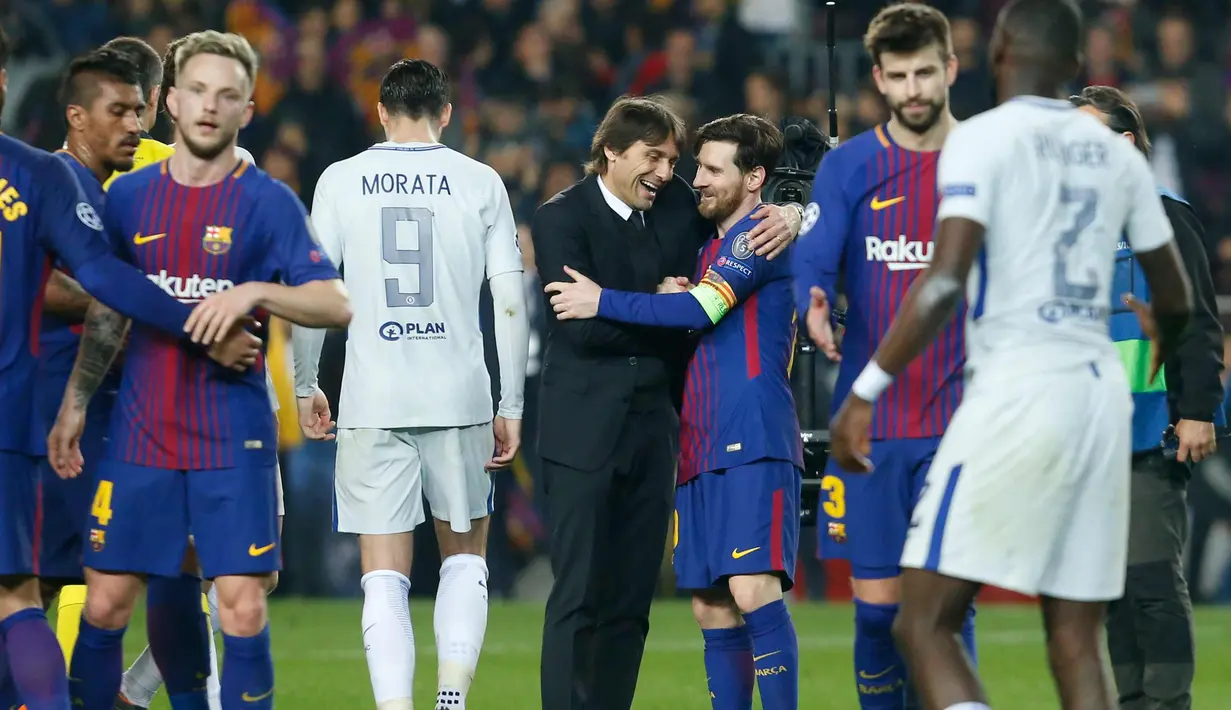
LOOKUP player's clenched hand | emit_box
[207,323,262,371]
[746,203,801,260]
[48,405,87,479]
[658,276,692,294]
[806,287,841,361]
[1122,293,1164,383]
[487,416,521,471]
[297,388,336,441]
[545,266,602,320]
[186,282,264,345]
[830,395,874,474]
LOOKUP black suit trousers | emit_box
[539,405,677,710]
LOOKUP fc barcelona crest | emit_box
[203,225,233,255]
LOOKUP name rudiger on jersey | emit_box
[146,269,234,303]
[865,235,933,271]
[379,320,447,342]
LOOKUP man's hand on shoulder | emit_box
[746,203,804,260]
[296,387,336,441]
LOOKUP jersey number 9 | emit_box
[381,206,434,308]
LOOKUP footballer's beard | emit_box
[697,188,742,223]
[891,97,946,135]
[180,125,239,162]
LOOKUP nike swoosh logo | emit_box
[731,546,761,559]
[133,232,166,245]
[241,689,274,702]
[753,651,781,662]
[870,196,905,210]
[248,543,276,556]
[859,665,896,680]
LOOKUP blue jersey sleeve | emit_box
[791,151,850,320]
[36,155,193,335]
[261,180,341,285]
[596,219,774,329]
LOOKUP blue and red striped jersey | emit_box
[0,135,144,455]
[678,211,803,485]
[37,151,110,380]
[793,124,964,440]
[103,160,340,469]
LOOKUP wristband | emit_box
[851,361,893,402]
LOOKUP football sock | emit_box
[743,600,798,710]
[435,554,489,710]
[206,611,222,710]
[119,646,162,707]
[221,627,273,710]
[701,626,754,710]
[361,570,415,709]
[55,584,87,672]
[70,616,125,710]
[3,607,69,710]
[205,587,222,710]
[853,599,908,709]
[0,633,19,709]
[147,575,210,710]
[943,704,990,710]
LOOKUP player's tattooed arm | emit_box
[67,300,130,409]
[44,270,94,322]
[871,217,984,378]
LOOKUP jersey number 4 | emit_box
[1053,185,1099,300]
[381,206,434,308]
[91,480,114,526]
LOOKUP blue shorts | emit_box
[673,460,801,591]
[817,437,939,579]
[37,386,115,581]
[84,452,280,579]
[0,451,39,576]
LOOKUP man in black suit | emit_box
[533,96,803,710]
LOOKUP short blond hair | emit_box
[175,31,259,91]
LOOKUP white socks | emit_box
[119,587,223,710]
[945,704,991,710]
[119,646,162,706]
[362,569,416,709]
[433,554,489,710]
[206,586,222,708]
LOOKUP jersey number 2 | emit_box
[381,206,434,307]
[1053,185,1099,300]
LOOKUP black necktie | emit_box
[631,211,646,230]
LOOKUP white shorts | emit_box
[333,424,495,535]
[901,360,1132,601]
[275,458,284,517]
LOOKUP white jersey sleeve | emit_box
[935,121,1011,228]
[484,176,522,279]
[1120,145,1174,254]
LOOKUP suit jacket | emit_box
[532,173,709,471]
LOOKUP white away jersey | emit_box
[311,141,523,428]
[936,97,1174,377]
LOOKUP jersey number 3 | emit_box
[381,206,434,308]
[1053,185,1099,300]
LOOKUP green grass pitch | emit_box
[122,599,1231,709]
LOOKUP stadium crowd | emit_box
[8,0,1231,602]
